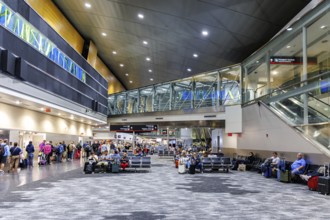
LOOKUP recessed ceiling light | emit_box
[187,68,192,72]
[129,80,133,83]
[193,53,198,58]
[40,108,45,111]
[81,119,84,122]
[101,32,107,36]
[15,100,20,105]
[146,57,151,61]
[150,78,154,81]
[143,41,148,45]
[321,25,327,29]
[125,73,129,76]
[148,69,152,73]
[271,71,278,75]
[85,3,91,8]
[138,13,144,19]
[287,27,293,31]
[120,64,124,67]
[202,30,208,36]
[58,113,61,116]
[112,51,117,55]
[286,45,291,48]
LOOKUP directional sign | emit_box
[110,125,158,132]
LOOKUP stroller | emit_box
[38,152,47,165]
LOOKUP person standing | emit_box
[43,142,52,165]
[10,142,22,173]
[0,140,10,173]
[25,141,35,168]
[57,142,64,163]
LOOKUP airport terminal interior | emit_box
[0,0,330,219]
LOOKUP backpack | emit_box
[84,145,91,152]
[44,144,52,155]
[0,144,5,156]
[68,144,73,152]
[58,145,64,154]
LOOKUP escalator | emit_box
[263,72,330,152]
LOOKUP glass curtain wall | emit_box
[108,65,241,115]
[0,1,86,82]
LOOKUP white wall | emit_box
[238,103,323,154]
[0,102,93,137]
[225,105,242,133]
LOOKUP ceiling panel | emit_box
[53,0,310,90]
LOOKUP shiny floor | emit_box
[1,156,330,220]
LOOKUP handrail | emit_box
[272,70,330,95]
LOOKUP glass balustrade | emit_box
[108,65,241,115]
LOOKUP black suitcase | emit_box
[85,163,93,174]
[106,162,112,173]
[189,165,196,174]
[318,164,330,195]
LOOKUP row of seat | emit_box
[158,150,175,157]
[129,156,151,170]
[201,157,231,173]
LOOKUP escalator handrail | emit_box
[272,70,330,95]
[308,92,330,108]
[289,96,330,120]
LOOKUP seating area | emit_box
[87,156,151,174]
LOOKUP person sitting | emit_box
[120,152,129,171]
[260,152,280,175]
[111,150,121,164]
[291,152,306,177]
[97,150,108,172]
[232,152,255,170]
[84,151,98,173]
[179,150,189,168]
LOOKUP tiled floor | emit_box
[0,156,329,220]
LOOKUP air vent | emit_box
[155,117,163,120]
[204,115,216,118]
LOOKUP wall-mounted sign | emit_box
[270,56,317,65]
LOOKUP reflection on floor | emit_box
[0,156,330,220]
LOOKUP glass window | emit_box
[194,72,218,108]
[139,86,154,112]
[242,56,267,102]
[172,78,193,110]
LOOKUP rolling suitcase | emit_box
[308,176,319,191]
[280,170,291,183]
[263,166,272,178]
[189,165,196,174]
[178,164,186,174]
[318,164,330,195]
[106,162,112,173]
[111,163,119,173]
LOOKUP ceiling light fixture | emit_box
[125,73,129,76]
[143,41,148,45]
[286,27,293,31]
[193,53,198,58]
[40,108,45,111]
[202,30,209,36]
[112,51,117,55]
[286,45,291,48]
[271,71,278,75]
[15,100,20,104]
[101,32,107,36]
[120,64,124,67]
[138,13,144,19]
[321,25,327,29]
[148,69,152,73]
[146,57,151,61]
[187,68,192,72]
[129,80,133,83]
[58,113,61,116]
[150,78,154,81]
[85,3,91,8]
